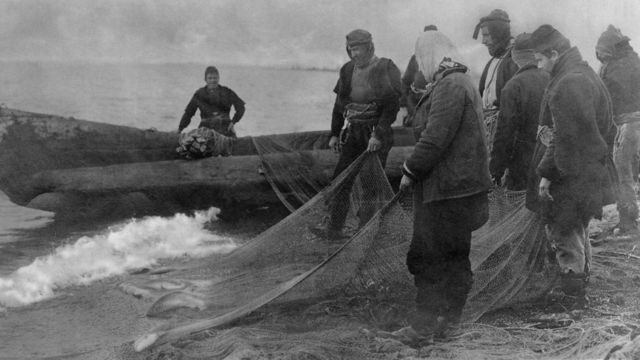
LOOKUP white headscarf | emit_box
[414,31,461,82]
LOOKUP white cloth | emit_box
[482,57,501,110]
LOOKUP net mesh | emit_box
[125,138,557,353]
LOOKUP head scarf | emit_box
[345,29,375,62]
[596,24,631,60]
[472,9,510,41]
[415,31,463,81]
[346,29,372,47]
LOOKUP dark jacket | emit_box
[478,47,519,108]
[599,48,640,124]
[490,65,550,190]
[179,86,245,132]
[331,58,402,139]
[524,106,553,212]
[536,47,615,216]
[401,55,428,112]
[404,70,492,203]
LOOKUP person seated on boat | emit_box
[178,66,245,138]
[317,29,402,240]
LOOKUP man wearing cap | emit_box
[531,24,616,308]
[401,25,438,129]
[490,33,549,190]
[597,25,640,235]
[322,29,402,239]
[473,9,519,152]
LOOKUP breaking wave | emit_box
[0,208,236,307]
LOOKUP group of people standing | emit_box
[174,10,640,345]
[325,9,640,344]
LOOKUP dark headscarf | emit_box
[472,9,510,42]
[344,29,375,61]
[596,24,632,61]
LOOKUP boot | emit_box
[560,272,589,310]
[615,204,640,236]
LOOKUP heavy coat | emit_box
[330,58,402,140]
[599,48,640,123]
[404,70,492,203]
[490,65,550,190]
[536,47,616,220]
[401,55,428,114]
[478,48,519,108]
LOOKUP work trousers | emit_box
[406,191,488,330]
[327,123,392,233]
[614,121,640,228]
[542,184,595,278]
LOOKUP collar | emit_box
[551,47,584,78]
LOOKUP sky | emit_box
[1,0,639,74]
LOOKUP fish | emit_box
[146,291,206,318]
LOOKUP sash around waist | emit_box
[200,113,231,127]
[344,102,379,125]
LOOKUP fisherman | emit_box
[531,25,616,309]
[401,25,438,128]
[597,25,640,236]
[489,33,550,190]
[472,9,519,152]
[178,66,245,138]
[387,30,490,344]
[318,29,402,240]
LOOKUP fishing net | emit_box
[251,136,329,211]
[124,139,557,355]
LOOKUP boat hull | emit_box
[0,108,415,217]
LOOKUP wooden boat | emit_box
[0,107,416,218]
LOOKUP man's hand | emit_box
[367,135,382,152]
[539,177,553,200]
[491,174,503,187]
[329,136,340,153]
[399,174,414,192]
[227,122,235,134]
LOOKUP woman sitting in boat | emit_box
[178,66,245,137]
[176,66,245,158]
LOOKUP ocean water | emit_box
[0,62,338,359]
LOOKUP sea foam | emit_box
[0,208,236,307]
